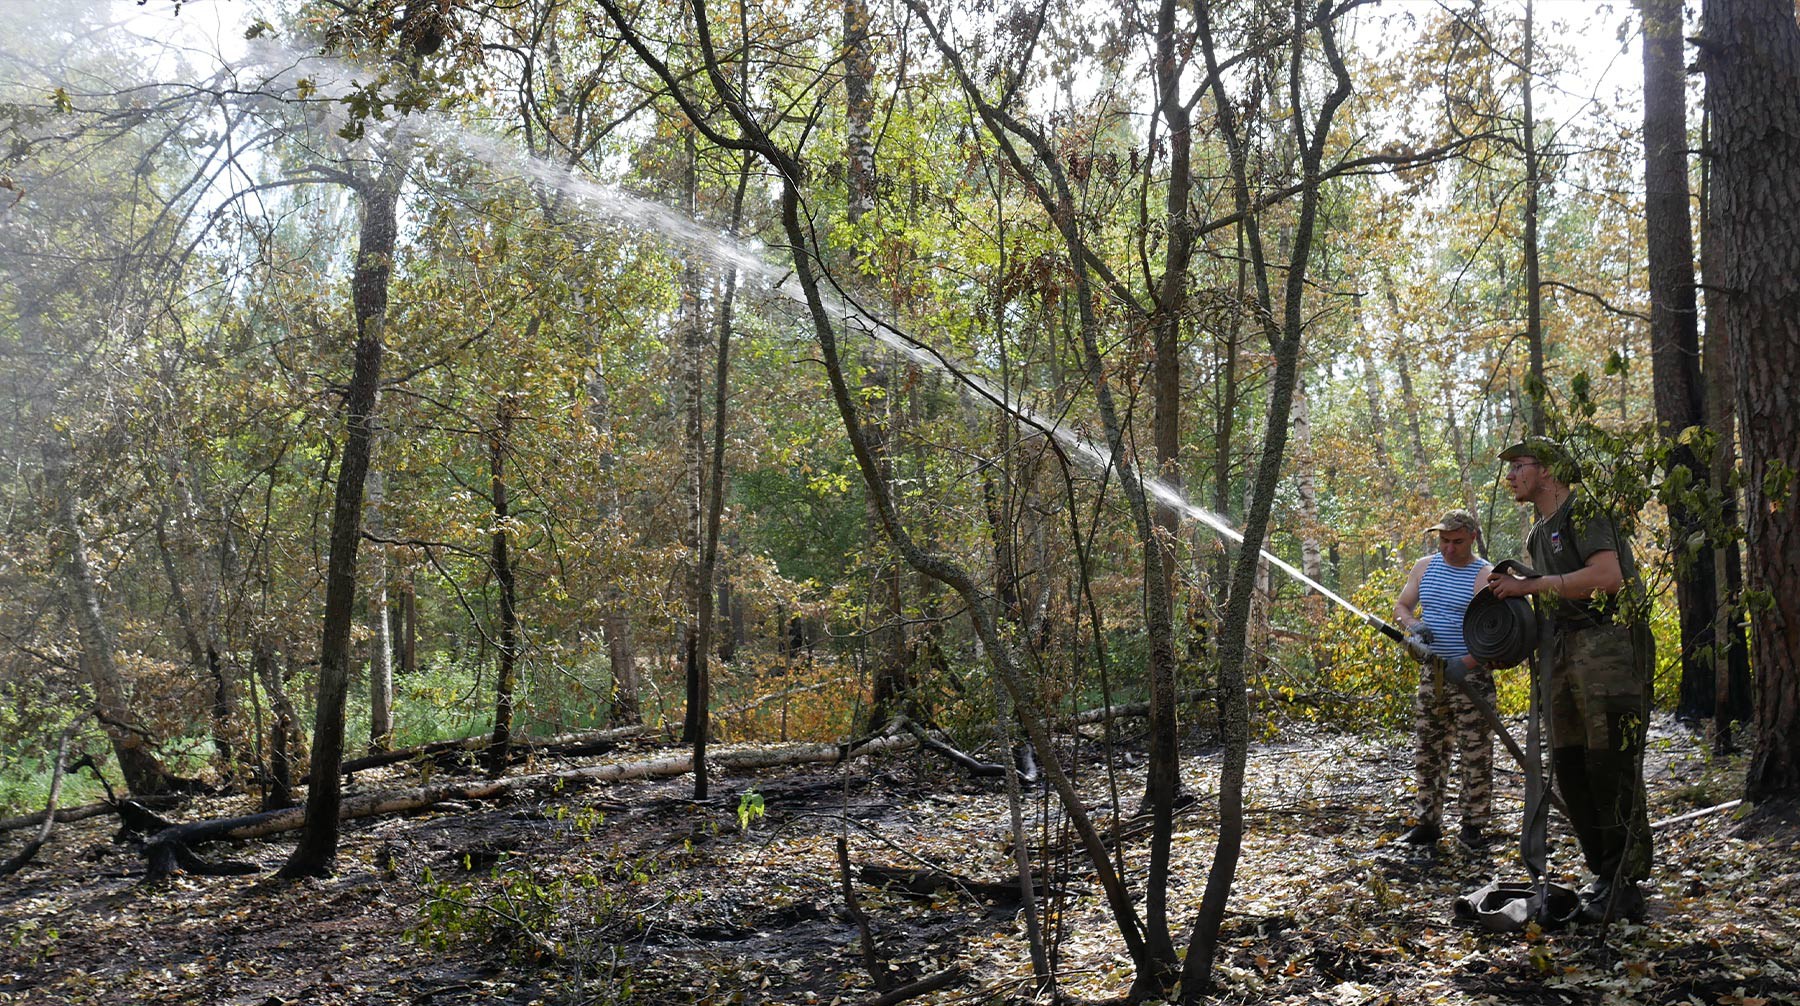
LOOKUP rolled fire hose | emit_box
[1365,587,1570,820]
[1463,560,1540,669]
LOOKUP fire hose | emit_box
[1359,562,1594,929]
[1360,562,1571,821]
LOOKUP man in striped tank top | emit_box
[1391,509,1494,851]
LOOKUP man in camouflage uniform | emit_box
[1486,437,1654,922]
[1392,510,1494,851]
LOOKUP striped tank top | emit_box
[1418,553,1490,658]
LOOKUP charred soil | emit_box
[2,720,1796,1005]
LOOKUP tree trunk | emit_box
[693,161,750,799]
[1181,1,1353,996]
[487,394,521,775]
[1642,0,1727,724]
[1522,0,1546,436]
[367,434,395,752]
[1292,376,1325,621]
[1698,105,1753,746]
[1152,0,1196,617]
[1211,247,1245,595]
[44,437,173,797]
[1700,0,1800,801]
[679,126,707,747]
[843,0,875,224]
[401,573,418,678]
[281,150,404,878]
[253,643,301,811]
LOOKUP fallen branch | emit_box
[140,733,917,879]
[866,967,967,1006]
[0,794,186,834]
[1652,798,1742,830]
[340,724,649,776]
[839,837,891,992]
[895,718,1006,778]
[0,718,81,878]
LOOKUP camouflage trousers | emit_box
[1412,662,1495,831]
[1546,620,1654,883]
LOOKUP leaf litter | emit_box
[0,719,1795,1005]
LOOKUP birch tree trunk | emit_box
[366,432,395,752]
[45,437,173,797]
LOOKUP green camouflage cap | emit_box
[1499,436,1582,483]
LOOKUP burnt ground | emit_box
[1,716,1797,1006]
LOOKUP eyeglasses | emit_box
[1506,460,1542,474]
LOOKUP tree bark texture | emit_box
[1641,0,1733,723]
[1701,0,1800,800]
[1522,0,1546,436]
[281,153,403,878]
[366,432,395,752]
[1152,0,1196,611]
[44,437,173,796]
[487,394,521,775]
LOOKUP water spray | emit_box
[136,30,1424,647]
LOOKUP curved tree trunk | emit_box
[1180,1,1353,998]
[44,436,174,797]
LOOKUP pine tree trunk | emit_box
[1700,0,1800,801]
[1642,0,1727,723]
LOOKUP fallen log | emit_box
[1063,690,1212,727]
[340,724,650,776]
[857,863,1047,903]
[1062,686,1371,730]
[141,733,917,880]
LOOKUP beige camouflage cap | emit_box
[1425,509,1481,536]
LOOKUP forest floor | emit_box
[2,713,1797,1006]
